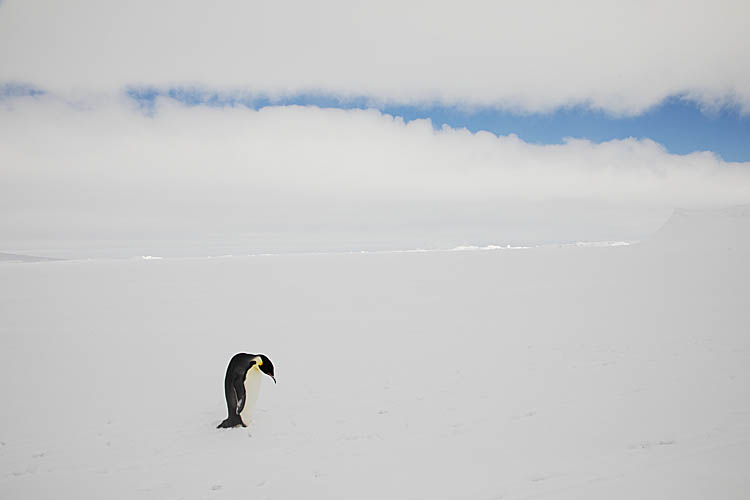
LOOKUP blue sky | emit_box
[2,1,749,163]
[2,1,749,254]
[5,81,747,161]
[123,87,750,162]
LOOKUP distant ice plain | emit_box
[0,208,748,499]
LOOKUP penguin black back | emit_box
[217,353,276,429]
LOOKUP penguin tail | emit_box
[217,415,244,429]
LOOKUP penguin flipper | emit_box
[233,375,247,413]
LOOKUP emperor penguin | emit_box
[217,353,276,429]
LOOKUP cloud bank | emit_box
[1,0,749,115]
[2,97,748,256]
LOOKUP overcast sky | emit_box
[1,0,749,256]
[3,0,750,114]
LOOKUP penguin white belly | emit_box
[240,365,262,425]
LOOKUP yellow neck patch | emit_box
[252,356,263,367]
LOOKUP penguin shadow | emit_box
[212,410,272,437]
[211,419,255,437]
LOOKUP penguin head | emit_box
[255,354,276,383]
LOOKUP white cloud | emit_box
[1,97,748,256]
[1,0,749,114]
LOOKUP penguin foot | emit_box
[217,415,244,429]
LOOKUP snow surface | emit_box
[1,208,749,499]
[0,252,58,263]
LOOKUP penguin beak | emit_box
[271,375,277,384]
